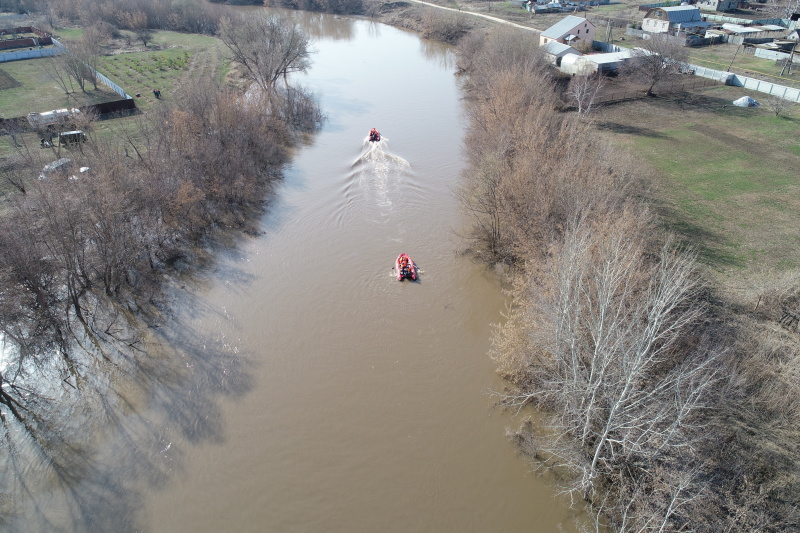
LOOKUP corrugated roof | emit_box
[656,5,702,23]
[541,15,591,39]
[722,23,762,33]
[541,41,578,56]
[583,50,635,64]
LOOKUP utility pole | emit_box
[727,42,742,72]
[779,42,797,77]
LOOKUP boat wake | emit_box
[352,137,409,168]
[349,138,412,212]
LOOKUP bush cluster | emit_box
[456,25,800,532]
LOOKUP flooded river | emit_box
[11,10,579,533]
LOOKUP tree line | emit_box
[456,26,799,532]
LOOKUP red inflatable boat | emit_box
[396,253,417,281]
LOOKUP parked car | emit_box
[59,130,87,144]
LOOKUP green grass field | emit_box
[0,58,120,119]
[95,30,229,112]
[595,85,800,276]
[0,29,228,122]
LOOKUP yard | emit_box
[93,30,230,113]
[0,29,229,121]
[0,29,231,159]
[594,84,800,282]
[0,58,119,119]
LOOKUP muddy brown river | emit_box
[9,10,581,533]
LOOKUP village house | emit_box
[695,0,738,12]
[539,15,596,48]
[642,5,713,35]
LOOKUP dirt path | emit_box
[176,40,224,93]
[406,0,542,33]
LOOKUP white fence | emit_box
[592,40,800,102]
[6,37,134,100]
[0,46,60,62]
[729,74,800,101]
[754,47,790,61]
[94,69,132,99]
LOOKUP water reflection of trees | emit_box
[420,41,456,70]
[1,287,254,531]
[0,76,319,530]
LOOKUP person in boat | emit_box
[369,128,380,142]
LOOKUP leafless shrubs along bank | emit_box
[457,26,800,532]
[0,76,321,465]
[25,0,225,34]
[420,9,472,44]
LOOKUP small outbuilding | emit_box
[695,0,738,12]
[560,49,637,75]
[541,41,581,65]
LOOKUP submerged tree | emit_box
[218,12,312,95]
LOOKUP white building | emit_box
[642,6,713,35]
[539,15,596,48]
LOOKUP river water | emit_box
[10,11,579,533]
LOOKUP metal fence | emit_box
[730,74,800,101]
[592,40,800,102]
[44,38,133,100]
[0,46,60,62]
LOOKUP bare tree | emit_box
[421,9,470,44]
[566,73,606,116]
[623,34,689,97]
[72,24,109,90]
[52,43,91,92]
[43,47,76,94]
[218,13,312,95]
[493,215,720,530]
[764,94,796,117]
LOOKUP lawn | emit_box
[95,30,229,112]
[0,29,229,120]
[0,58,120,119]
[594,84,800,278]
[0,29,231,158]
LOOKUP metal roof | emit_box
[541,15,591,39]
[652,5,702,23]
[583,50,635,64]
[541,41,579,56]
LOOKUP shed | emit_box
[560,49,636,75]
[695,0,738,12]
[541,41,581,65]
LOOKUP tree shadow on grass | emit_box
[594,121,667,138]
[650,197,745,270]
